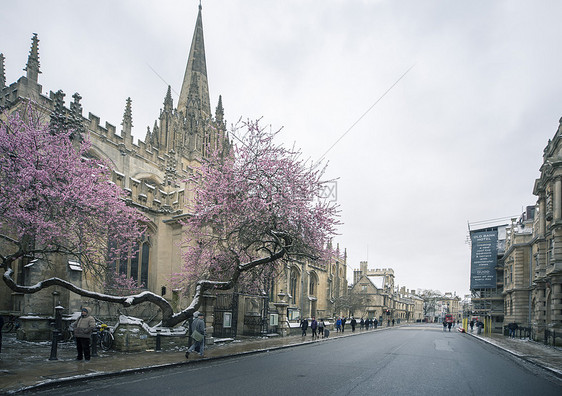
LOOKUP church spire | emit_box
[215,95,224,124]
[24,33,41,83]
[164,85,173,111]
[121,97,133,137]
[68,92,85,141]
[177,4,210,118]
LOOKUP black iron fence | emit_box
[503,325,531,338]
[544,329,561,346]
[503,325,561,346]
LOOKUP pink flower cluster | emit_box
[103,273,145,296]
[171,119,340,293]
[0,106,146,271]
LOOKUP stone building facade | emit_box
[280,246,348,322]
[469,225,507,333]
[0,7,225,323]
[478,118,562,342]
[0,5,348,337]
[349,261,423,323]
[502,209,534,328]
[530,119,562,341]
[441,292,461,322]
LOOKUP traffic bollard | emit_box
[49,329,60,360]
[91,330,98,357]
[156,329,161,351]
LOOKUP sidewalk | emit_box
[1,324,561,394]
[466,329,562,378]
[0,326,366,394]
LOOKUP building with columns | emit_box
[502,208,534,329]
[531,119,562,342]
[471,118,562,342]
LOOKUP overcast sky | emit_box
[2,0,562,298]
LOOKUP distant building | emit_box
[469,224,508,333]
[441,292,461,322]
[502,208,535,328]
[350,262,422,322]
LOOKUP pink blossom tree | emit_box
[166,119,340,326]
[0,106,173,312]
[1,109,339,328]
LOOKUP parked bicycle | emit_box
[1,314,21,333]
[63,316,114,350]
[96,322,114,351]
[60,321,75,342]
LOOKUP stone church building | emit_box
[0,5,348,339]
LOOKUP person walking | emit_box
[374,318,378,329]
[341,317,346,333]
[350,317,357,332]
[300,318,308,337]
[443,321,447,332]
[508,322,518,338]
[469,320,474,332]
[318,319,324,338]
[336,317,341,332]
[73,307,96,361]
[310,317,318,339]
[359,318,364,331]
[186,311,206,358]
[447,321,452,332]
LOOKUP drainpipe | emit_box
[300,260,305,318]
[528,248,533,328]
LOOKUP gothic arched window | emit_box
[309,272,317,296]
[140,242,150,288]
[107,235,150,289]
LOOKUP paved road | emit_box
[27,325,562,396]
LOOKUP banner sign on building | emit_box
[470,230,498,289]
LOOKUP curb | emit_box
[7,325,400,394]
[466,331,562,379]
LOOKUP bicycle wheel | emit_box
[100,330,114,351]
[1,321,14,333]
[60,328,73,342]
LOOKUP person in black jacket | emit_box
[508,322,518,338]
[300,318,308,336]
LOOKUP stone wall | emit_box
[16,316,53,341]
[112,315,188,352]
